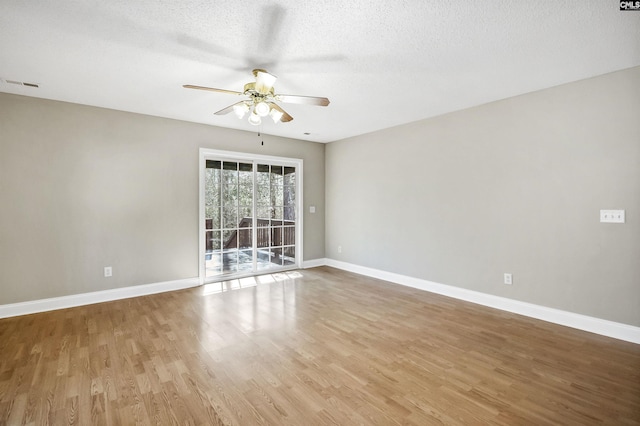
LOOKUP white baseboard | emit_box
[302,258,329,269]
[324,259,640,345]
[0,277,200,319]
[4,261,638,345]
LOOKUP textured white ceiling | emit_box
[1,1,639,142]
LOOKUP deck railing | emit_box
[205,218,295,252]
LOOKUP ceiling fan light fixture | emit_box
[254,69,277,94]
[233,102,249,119]
[270,108,284,123]
[255,101,271,117]
[248,111,262,126]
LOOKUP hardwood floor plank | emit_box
[0,266,639,425]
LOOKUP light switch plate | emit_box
[600,210,625,223]
[309,206,316,213]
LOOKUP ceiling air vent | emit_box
[2,79,39,88]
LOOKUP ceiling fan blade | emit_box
[214,101,246,115]
[183,85,243,96]
[270,103,293,122]
[275,94,330,106]
[254,69,277,95]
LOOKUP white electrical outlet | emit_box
[309,206,316,213]
[600,210,625,223]
[504,273,512,285]
[338,245,342,253]
[104,266,112,277]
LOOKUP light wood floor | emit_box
[1,267,639,425]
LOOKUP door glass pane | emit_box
[207,230,221,251]
[223,206,238,229]
[256,208,270,226]
[272,185,284,207]
[271,248,283,266]
[238,249,253,272]
[238,206,252,227]
[256,184,270,206]
[284,185,295,205]
[238,228,252,249]
[257,258,271,271]
[222,162,238,184]
[257,227,270,248]
[206,252,222,276]
[239,184,252,206]
[271,207,283,221]
[223,251,238,273]
[223,184,238,206]
[283,206,295,222]
[283,246,295,266]
[256,164,270,185]
[238,163,253,185]
[271,227,283,247]
[270,165,283,185]
[282,226,295,245]
[283,167,295,186]
[223,229,237,250]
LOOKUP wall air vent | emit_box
[2,79,39,88]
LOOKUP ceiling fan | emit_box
[183,69,330,125]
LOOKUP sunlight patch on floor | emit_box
[201,271,303,295]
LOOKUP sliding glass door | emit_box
[200,150,302,282]
[255,164,297,271]
[204,160,254,276]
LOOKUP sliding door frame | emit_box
[198,148,304,284]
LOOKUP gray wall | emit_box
[0,93,325,304]
[326,67,640,326]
